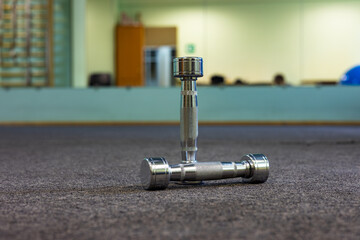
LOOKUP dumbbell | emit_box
[140,154,269,190]
[175,57,202,164]
[140,57,269,190]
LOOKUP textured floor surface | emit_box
[0,126,359,240]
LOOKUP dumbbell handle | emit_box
[170,161,251,181]
[180,78,198,163]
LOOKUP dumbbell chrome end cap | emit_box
[241,154,269,183]
[140,157,170,190]
[173,57,203,78]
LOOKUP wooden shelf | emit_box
[3,13,47,20]
[1,52,45,58]
[2,32,46,38]
[1,62,46,68]
[0,42,46,48]
[2,4,47,11]
[0,82,47,87]
[0,72,46,78]
[3,23,47,29]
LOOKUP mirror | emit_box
[114,0,360,87]
[1,0,359,88]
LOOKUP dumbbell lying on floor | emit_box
[140,57,269,190]
[140,154,269,190]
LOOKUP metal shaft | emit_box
[180,78,198,163]
[174,57,203,164]
[140,154,269,190]
[170,161,250,182]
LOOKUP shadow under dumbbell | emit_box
[163,181,252,191]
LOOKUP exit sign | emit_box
[186,43,195,54]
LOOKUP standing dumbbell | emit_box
[173,57,202,164]
[140,57,270,190]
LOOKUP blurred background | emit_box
[0,0,359,124]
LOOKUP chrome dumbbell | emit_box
[140,57,270,190]
[174,57,202,164]
[140,154,269,190]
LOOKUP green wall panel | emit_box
[53,0,72,87]
[0,86,359,123]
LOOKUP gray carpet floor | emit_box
[0,126,359,240]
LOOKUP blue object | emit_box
[340,65,360,85]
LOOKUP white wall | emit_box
[118,0,360,85]
[205,2,301,84]
[302,1,360,80]
[86,0,118,83]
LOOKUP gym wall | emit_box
[107,0,360,85]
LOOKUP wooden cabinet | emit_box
[115,25,144,86]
